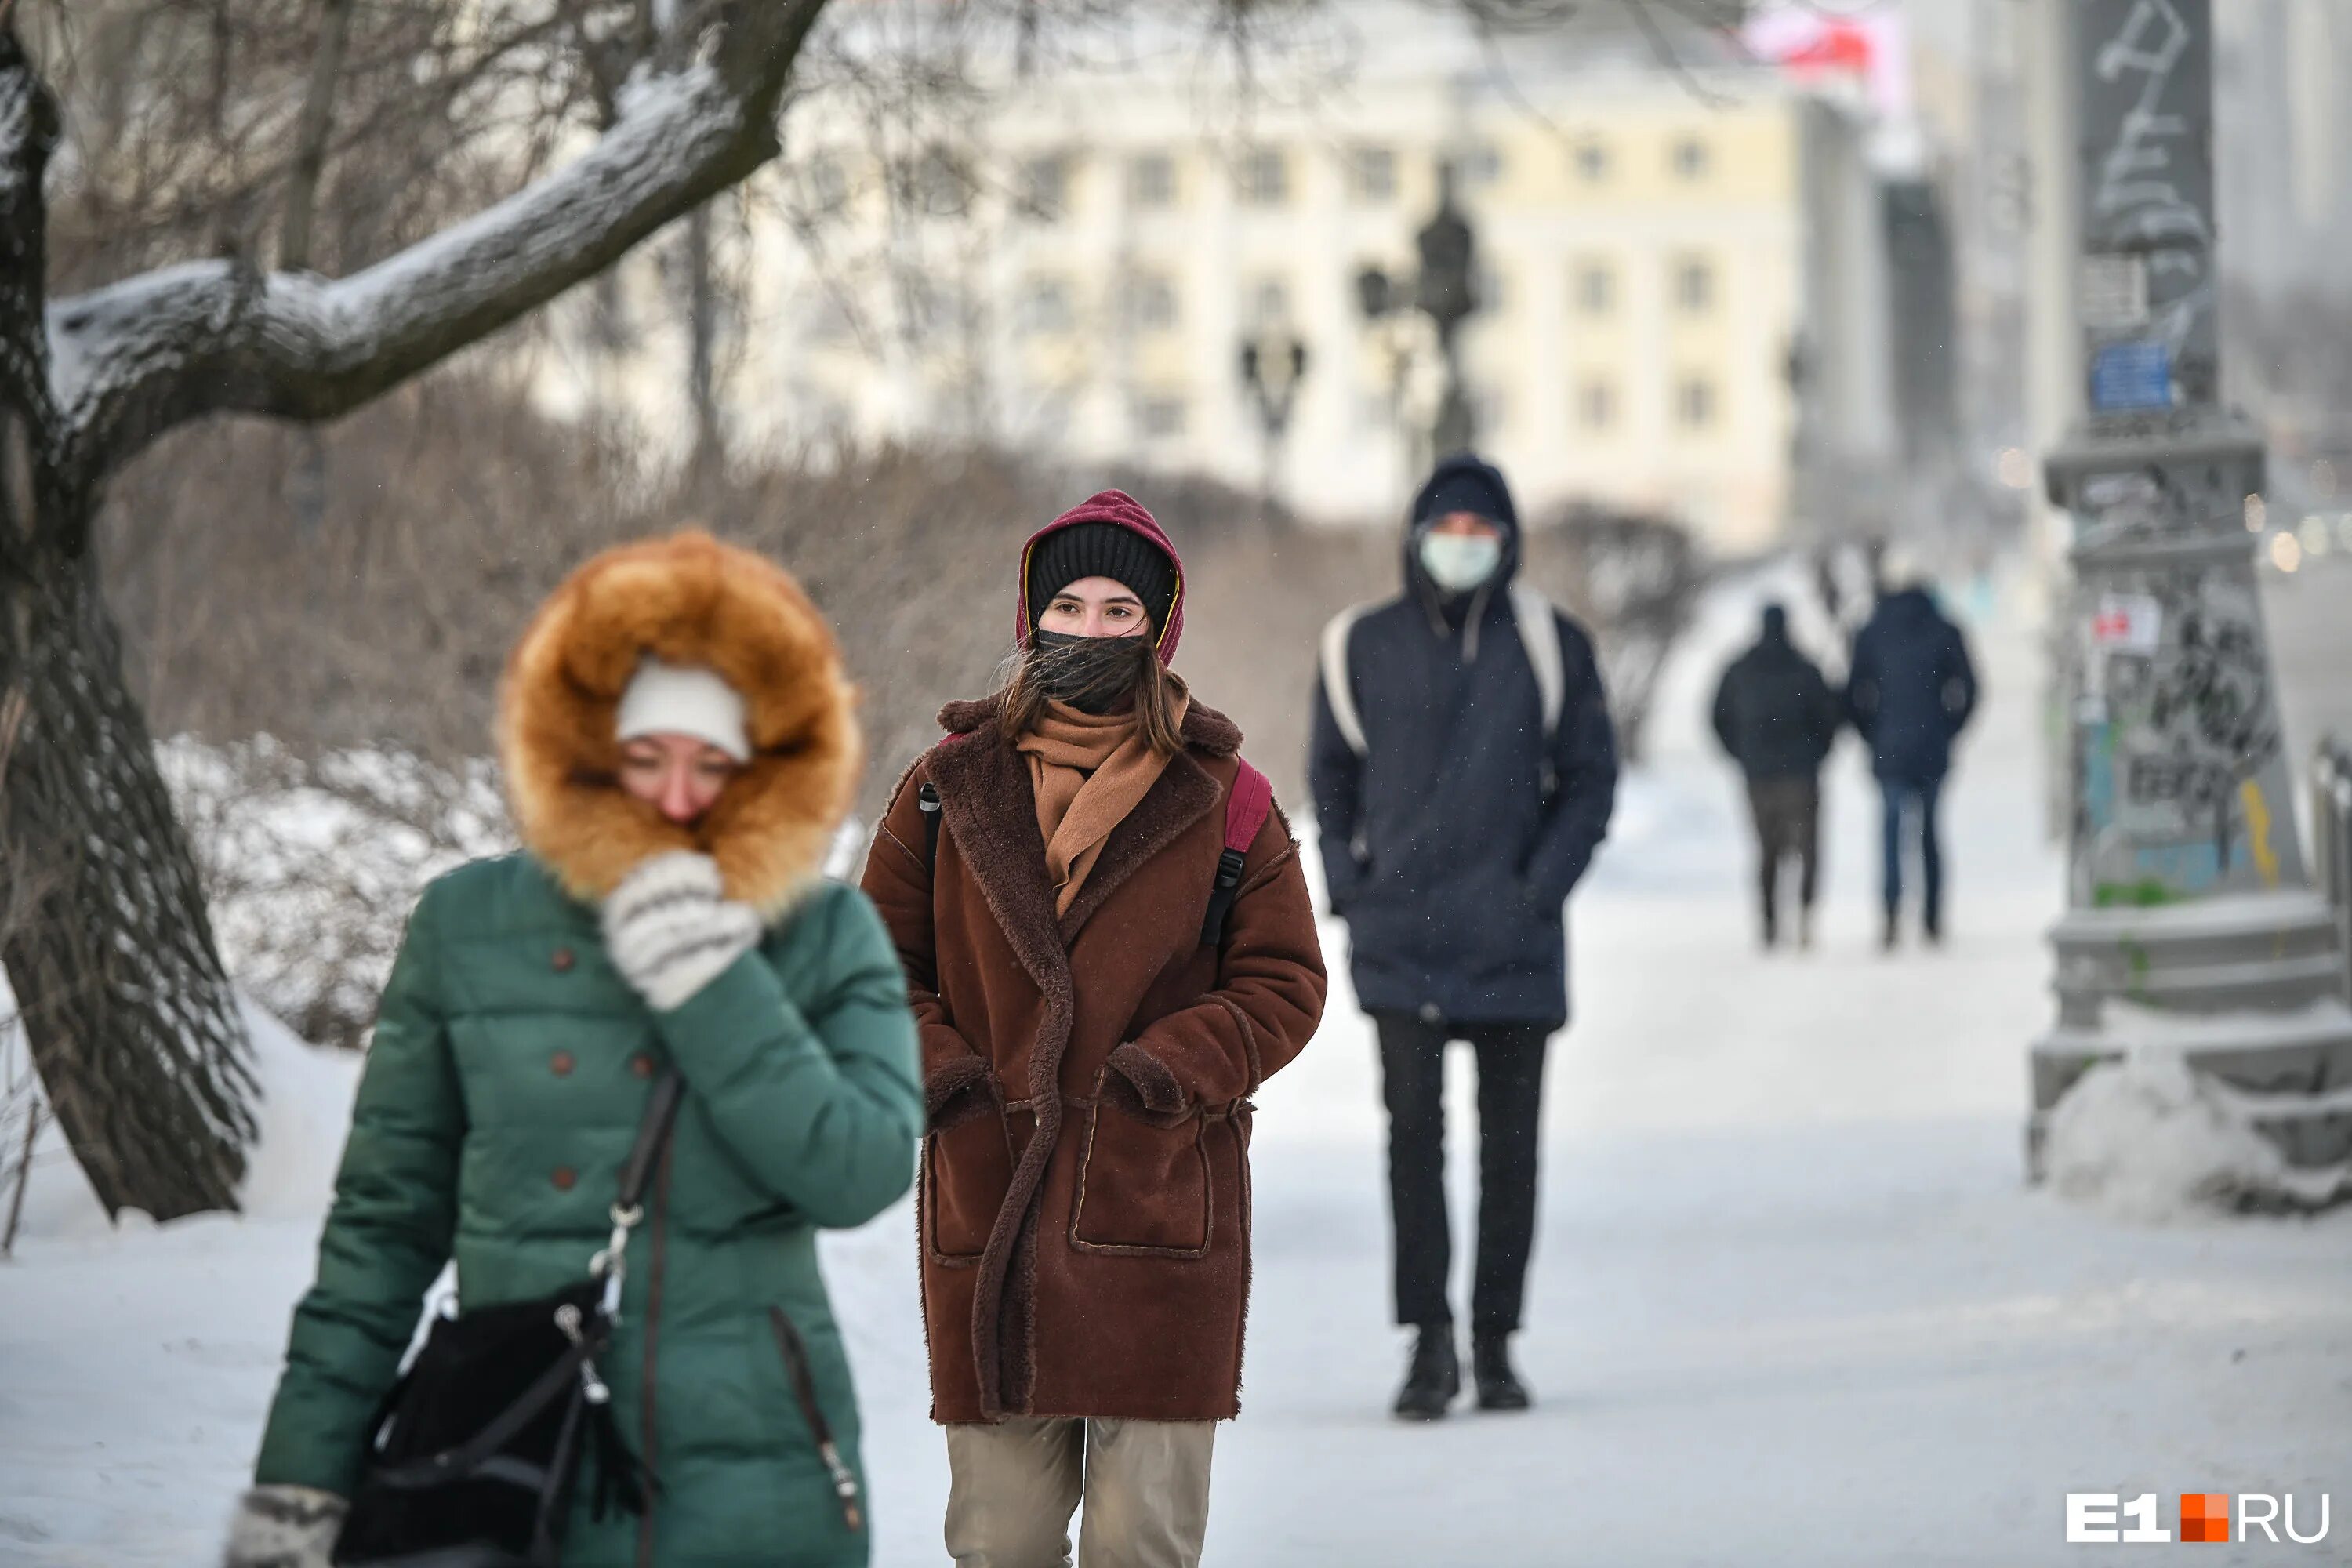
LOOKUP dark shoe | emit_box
[1392,1326,1460,1421]
[1923,910,1944,947]
[1472,1333,1531,1412]
[1881,909,1900,952]
[1798,908,1816,951]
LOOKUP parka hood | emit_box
[497,530,862,917]
[1403,452,1522,598]
[1015,490,1186,661]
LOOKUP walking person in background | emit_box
[1710,602,1844,950]
[862,492,1326,1568]
[228,533,922,1568]
[1309,453,1617,1422]
[1846,550,1979,950]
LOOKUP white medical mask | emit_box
[1418,531,1503,593]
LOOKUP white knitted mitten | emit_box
[223,1486,346,1568]
[602,851,762,1013]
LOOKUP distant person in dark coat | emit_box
[1308,452,1617,1423]
[1846,554,1978,949]
[1711,602,1843,949]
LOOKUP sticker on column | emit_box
[2090,593,2161,655]
[2090,341,2172,412]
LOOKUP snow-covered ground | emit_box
[6,562,2350,1566]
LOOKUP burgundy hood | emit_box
[1014,489,1186,662]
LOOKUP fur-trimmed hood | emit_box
[498,531,862,916]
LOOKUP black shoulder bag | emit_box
[333,1069,684,1568]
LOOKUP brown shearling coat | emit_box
[861,695,1327,1424]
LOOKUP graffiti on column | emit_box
[2074,561,2297,905]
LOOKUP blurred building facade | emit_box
[543,7,1907,552]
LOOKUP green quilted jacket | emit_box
[253,853,923,1567]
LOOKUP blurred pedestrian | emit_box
[861,491,1326,1568]
[231,532,922,1568]
[1308,453,1617,1421]
[1847,550,1979,949]
[1710,602,1844,950]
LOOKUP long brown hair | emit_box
[996,638,1188,756]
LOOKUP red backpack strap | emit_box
[1200,758,1273,946]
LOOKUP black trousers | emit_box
[1374,1012,1552,1337]
[1745,775,1820,938]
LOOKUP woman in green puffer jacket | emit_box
[227,532,923,1568]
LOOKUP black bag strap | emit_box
[616,1069,684,1214]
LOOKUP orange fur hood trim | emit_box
[497,531,862,916]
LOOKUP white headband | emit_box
[615,657,751,762]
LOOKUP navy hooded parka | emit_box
[1308,455,1617,1027]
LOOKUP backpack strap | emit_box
[1507,583,1566,799]
[916,731,972,873]
[1318,603,1375,758]
[1200,758,1274,947]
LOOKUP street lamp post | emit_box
[2027,0,2352,1191]
[1238,328,1309,519]
[1355,157,1484,487]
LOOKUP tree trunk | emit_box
[0,1,826,1221]
[0,530,255,1221]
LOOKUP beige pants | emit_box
[943,1417,1216,1568]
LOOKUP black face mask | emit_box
[1029,630,1155,714]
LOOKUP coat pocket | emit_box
[925,1109,1014,1264]
[1068,1101,1212,1258]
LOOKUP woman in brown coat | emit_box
[861,490,1327,1566]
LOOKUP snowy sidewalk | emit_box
[6,564,2350,1566]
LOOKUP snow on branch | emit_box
[42,2,822,479]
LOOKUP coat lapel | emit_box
[1057,750,1219,942]
[925,729,1066,994]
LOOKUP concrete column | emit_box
[2028,0,2352,1195]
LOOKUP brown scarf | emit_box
[1014,681,1190,916]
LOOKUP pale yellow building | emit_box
[543,11,1895,552]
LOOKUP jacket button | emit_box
[551,946,575,973]
[551,1166,577,1191]
[630,1053,655,1079]
[550,1051,575,1077]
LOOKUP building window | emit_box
[1577,379,1615,430]
[1673,256,1715,313]
[1127,152,1175,209]
[1248,277,1290,328]
[1671,136,1711,180]
[1017,278,1073,337]
[1348,145,1396,203]
[1022,154,1070,221]
[1574,260,1614,315]
[1135,394,1189,439]
[1458,143,1504,187]
[1573,140,1610,183]
[1676,375,1717,428]
[1125,273,1180,332]
[1238,147,1289,207]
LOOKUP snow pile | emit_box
[2042,1047,2289,1221]
[6,993,360,1243]
[162,738,512,1049]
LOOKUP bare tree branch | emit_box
[276,0,352,272]
[42,0,823,480]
